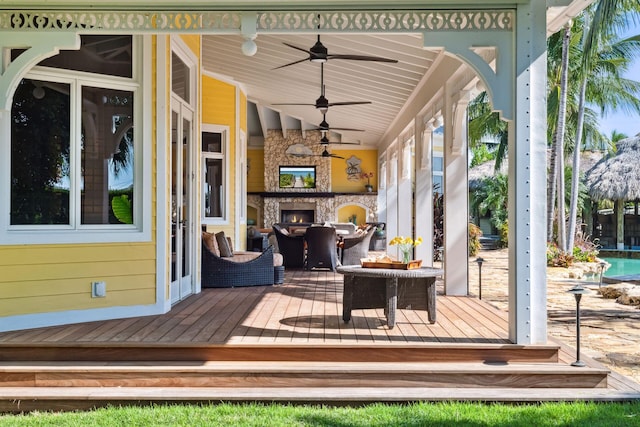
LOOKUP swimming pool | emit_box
[602,257,640,278]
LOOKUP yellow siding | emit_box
[0,35,161,319]
[202,75,237,240]
[247,148,265,192]
[331,149,378,193]
[179,34,200,58]
[240,90,247,133]
[0,244,156,316]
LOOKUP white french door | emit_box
[170,100,195,303]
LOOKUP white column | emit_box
[443,89,470,295]
[415,118,434,264]
[508,1,548,344]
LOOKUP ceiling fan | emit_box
[318,146,344,159]
[274,34,398,70]
[315,113,364,132]
[320,133,361,146]
[273,64,371,114]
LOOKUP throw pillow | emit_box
[215,231,233,257]
[202,231,220,257]
[280,228,289,236]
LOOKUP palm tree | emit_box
[566,4,640,251]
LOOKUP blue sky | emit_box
[598,20,640,138]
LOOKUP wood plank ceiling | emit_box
[202,33,440,146]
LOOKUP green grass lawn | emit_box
[1,402,640,426]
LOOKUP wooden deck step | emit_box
[1,385,635,414]
[0,361,609,389]
[0,343,561,364]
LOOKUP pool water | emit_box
[602,257,640,278]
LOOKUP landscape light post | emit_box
[567,284,590,367]
[598,261,606,288]
[475,257,484,300]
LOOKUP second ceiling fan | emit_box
[273,63,371,114]
[274,34,398,70]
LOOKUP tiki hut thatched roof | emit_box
[469,150,603,191]
[586,135,640,201]
[469,158,507,190]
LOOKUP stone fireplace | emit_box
[250,129,378,227]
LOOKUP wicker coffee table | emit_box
[336,265,444,328]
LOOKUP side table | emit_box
[336,265,443,328]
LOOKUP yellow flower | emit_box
[389,235,422,262]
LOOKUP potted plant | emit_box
[361,171,374,192]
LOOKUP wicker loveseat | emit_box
[202,231,284,288]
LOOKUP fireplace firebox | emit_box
[281,209,315,224]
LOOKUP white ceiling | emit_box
[202,33,440,147]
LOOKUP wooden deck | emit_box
[1,269,639,410]
[0,269,510,345]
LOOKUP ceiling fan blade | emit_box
[316,126,365,132]
[272,102,316,106]
[282,42,313,55]
[329,153,345,159]
[328,101,372,107]
[272,57,309,70]
[327,54,398,63]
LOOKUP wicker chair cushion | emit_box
[215,231,233,257]
[202,231,220,257]
[232,251,283,267]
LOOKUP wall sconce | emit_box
[567,284,590,367]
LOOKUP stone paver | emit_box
[466,248,640,384]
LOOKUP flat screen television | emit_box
[279,165,316,189]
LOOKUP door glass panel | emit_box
[181,117,191,279]
[171,110,179,282]
[172,53,190,103]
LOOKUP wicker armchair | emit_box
[304,226,339,271]
[341,226,375,266]
[201,243,277,288]
[272,224,306,268]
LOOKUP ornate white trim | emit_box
[1,10,514,33]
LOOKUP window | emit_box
[7,35,145,242]
[202,126,228,222]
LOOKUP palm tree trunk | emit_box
[554,22,572,252]
[547,133,557,241]
[567,77,587,251]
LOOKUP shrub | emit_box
[547,243,574,267]
[469,223,482,256]
[572,229,600,262]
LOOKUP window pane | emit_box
[172,53,190,103]
[202,131,222,153]
[204,158,223,218]
[11,78,71,225]
[433,156,443,172]
[81,86,135,225]
[34,35,132,78]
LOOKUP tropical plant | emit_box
[467,91,508,171]
[111,194,133,224]
[470,174,509,234]
[468,223,482,256]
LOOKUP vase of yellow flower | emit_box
[389,235,423,264]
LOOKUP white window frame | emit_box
[1,35,151,245]
[201,124,230,225]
